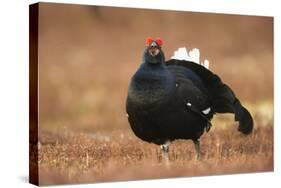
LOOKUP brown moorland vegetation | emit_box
[35,100,273,185]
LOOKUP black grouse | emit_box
[126,37,253,159]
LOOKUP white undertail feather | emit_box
[202,59,209,69]
[171,47,191,61]
[171,47,210,69]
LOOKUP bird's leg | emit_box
[192,139,201,160]
[160,141,170,164]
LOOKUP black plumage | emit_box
[126,39,253,158]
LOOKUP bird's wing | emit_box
[166,62,213,119]
[166,59,234,111]
[166,59,253,134]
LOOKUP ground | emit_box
[34,102,273,185]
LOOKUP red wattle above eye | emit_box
[146,37,153,46]
[156,38,163,46]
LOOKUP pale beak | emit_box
[149,47,160,57]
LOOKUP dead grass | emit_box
[36,121,273,185]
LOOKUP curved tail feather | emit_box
[234,101,254,134]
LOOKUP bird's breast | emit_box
[127,72,175,109]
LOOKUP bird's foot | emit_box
[160,142,170,166]
[192,139,201,160]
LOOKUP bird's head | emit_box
[143,37,165,64]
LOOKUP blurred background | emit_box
[38,3,273,133]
